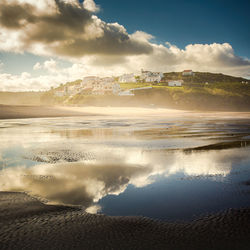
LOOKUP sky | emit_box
[0,0,249,91]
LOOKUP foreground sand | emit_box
[0,192,249,250]
[0,105,91,119]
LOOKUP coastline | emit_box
[1,104,250,120]
[1,192,249,250]
[0,105,92,120]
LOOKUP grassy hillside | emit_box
[53,80,82,91]
[163,72,247,83]
[35,72,250,111]
[133,87,250,111]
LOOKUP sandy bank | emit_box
[0,192,249,250]
[0,105,92,119]
[1,105,250,120]
[61,106,250,119]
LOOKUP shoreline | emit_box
[0,104,93,120]
[1,192,250,249]
[1,104,250,120]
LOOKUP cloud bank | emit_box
[0,0,152,57]
[0,0,249,91]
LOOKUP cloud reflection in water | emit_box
[1,147,245,212]
[0,114,250,218]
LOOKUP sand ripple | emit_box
[0,192,250,250]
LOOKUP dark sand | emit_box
[0,192,249,250]
[0,105,90,119]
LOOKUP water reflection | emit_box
[1,148,249,212]
[0,161,149,206]
[0,113,250,220]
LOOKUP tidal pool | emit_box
[0,108,250,221]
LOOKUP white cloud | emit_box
[0,146,243,207]
[1,43,250,92]
[21,72,31,79]
[43,59,58,73]
[0,0,249,91]
[83,0,100,12]
[0,0,152,57]
[72,42,250,77]
[33,62,42,70]
[0,72,69,91]
[0,60,90,91]
[130,31,154,43]
[33,59,58,73]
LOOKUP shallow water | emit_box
[0,108,250,221]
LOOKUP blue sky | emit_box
[2,0,250,73]
[0,0,249,91]
[94,0,250,57]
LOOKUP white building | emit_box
[102,77,115,83]
[55,76,121,97]
[182,70,194,76]
[54,91,65,97]
[81,76,121,95]
[140,70,163,83]
[81,77,100,90]
[168,80,183,87]
[119,74,136,83]
[145,75,162,83]
[112,83,121,95]
[140,70,151,80]
[81,76,100,86]
[92,82,121,95]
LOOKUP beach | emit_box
[1,107,250,249]
[1,0,249,247]
[0,105,91,119]
[2,104,250,120]
[0,192,249,250]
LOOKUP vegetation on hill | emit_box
[53,80,82,91]
[39,72,250,111]
[163,72,247,83]
[1,72,249,111]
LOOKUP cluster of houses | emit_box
[55,70,195,97]
[119,70,164,83]
[118,69,194,85]
[167,70,194,86]
[55,76,121,97]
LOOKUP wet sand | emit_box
[1,104,250,120]
[0,105,91,119]
[0,192,249,250]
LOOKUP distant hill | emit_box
[2,72,248,111]
[53,80,82,91]
[53,72,249,89]
[0,92,43,105]
[159,72,250,98]
[38,71,250,111]
[163,72,248,84]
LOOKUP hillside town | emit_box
[54,69,193,97]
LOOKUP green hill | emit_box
[53,80,82,91]
[40,72,250,111]
[163,72,247,84]
[160,72,250,96]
